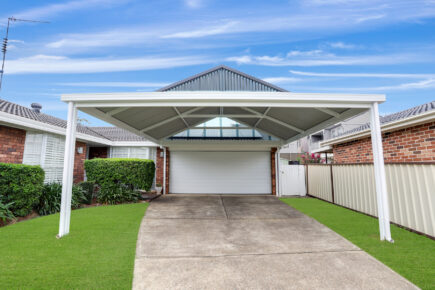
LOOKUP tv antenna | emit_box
[0,17,49,91]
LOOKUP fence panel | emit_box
[333,164,378,217]
[307,165,333,202]
[308,163,435,237]
[386,164,435,237]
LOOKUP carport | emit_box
[57,67,393,242]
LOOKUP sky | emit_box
[1,0,435,126]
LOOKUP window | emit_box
[23,132,65,183]
[110,147,151,159]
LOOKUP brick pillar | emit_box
[165,148,170,194]
[271,147,277,195]
[156,147,164,186]
[73,141,87,183]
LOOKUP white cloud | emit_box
[161,21,239,39]
[226,52,427,67]
[11,0,126,20]
[6,55,212,74]
[295,79,435,91]
[184,0,203,8]
[326,42,357,49]
[289,70,435,78]
[356,14,386,23]
[262,77,302,84]
[58,82,170,88]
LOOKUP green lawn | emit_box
[0,203,148,289]
[280,197,435,290]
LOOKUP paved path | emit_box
[133,195,416,290]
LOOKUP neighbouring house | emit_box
[320,101,435,163]
[0,100,158,184]
[280,110,370,163]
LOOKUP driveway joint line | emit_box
[136,249,363,260]
[220,195,229,220]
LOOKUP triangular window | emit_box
[170,117,275,140]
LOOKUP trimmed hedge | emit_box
[84,158,155,191]
[0,163,44,217]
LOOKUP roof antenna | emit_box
[0,17,49,93]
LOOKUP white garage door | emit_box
[170,151,271,194]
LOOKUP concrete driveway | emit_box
[133,195,416,290]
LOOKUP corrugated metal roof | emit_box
[338,100,435,137]
[157,65,287,92]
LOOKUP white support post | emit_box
[369,102,393,242]
[163,147,167,195]
[58,102,77,238]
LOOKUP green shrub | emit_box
[98,183,140,204]
[76,181,97,205]
[85,158,155,191]
[37,182,88,216]
[0,163,44,217]
[37,183,62,216]
[0,200,15,222]
[72,184,87,208]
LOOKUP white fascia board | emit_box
[311,146,332,153]
[111,141,158,147]
[321,110,435,147]
[62,92,384,108]
[0,111,111,145]
[161,139,280,151]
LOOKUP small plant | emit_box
[37,182,62,216]
[98,183,140,204]
[37,183,88,216]
[155,183,162,187]
[77,181,97,204]
[0,200,15,222]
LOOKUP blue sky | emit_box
[1,0,435,126]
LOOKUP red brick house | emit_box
[321,101,435,163]
[0,100,159,184]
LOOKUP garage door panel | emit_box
[170,151,271,194]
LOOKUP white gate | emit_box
[279,164,306,196]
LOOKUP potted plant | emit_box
[155,183,163,194]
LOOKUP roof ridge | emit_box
[157,65,287,92]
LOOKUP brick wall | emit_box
[165,149,170,194]
[0,125,26,164]
[88,146,108,159]
[73,141,87,183]
[271,147,277,195]
[333,121,435,163]
[156,147,164,187]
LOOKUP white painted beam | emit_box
[141,107,202,132]
[240,107,304,133]
[370,102,393,242]
[254,107,271,128]
[58,102,77,238]
[315,107,341,118]
[106,107,130,116]
[173,107,189,128]
[285,108,361,144]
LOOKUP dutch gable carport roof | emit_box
[57,65,394,243]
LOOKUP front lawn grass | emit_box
[280,197,435,290]
[0,203,148,289]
